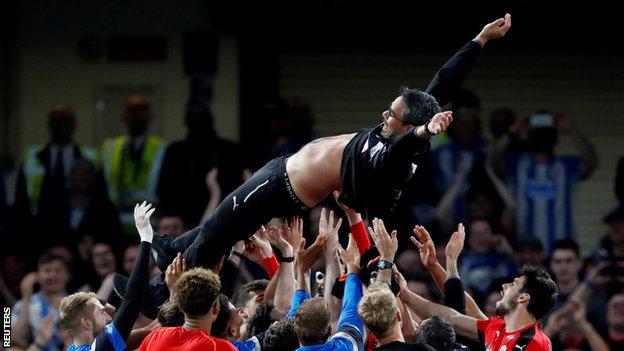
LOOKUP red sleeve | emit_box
[262,255,279,278]
[222,340,239,351]
[138,328,158,351]
[350,220,371,255]
[477,316,495,333]
[525,333,552,351]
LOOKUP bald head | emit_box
[123,95,152,137]
[48,104,76,145]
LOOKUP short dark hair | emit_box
[294,297,331,345]
[518,265,558,320]
[212,294,235,338]
[157,300,184,327]
[233,279,269,307]
[551,239,581,259]
[38,251,69,270]
[264,319,300,351]
[417,316,456,351]
[246,301,276,335]
[400,87,441,126]
[176,268,221,318]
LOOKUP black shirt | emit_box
[338,40,483,222]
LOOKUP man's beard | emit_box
[494,297,518,317]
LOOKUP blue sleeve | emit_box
[100,323,126,351]
[286,290,311,319]
[230,337,261,351]
[337,274,364,339]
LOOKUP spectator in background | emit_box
[489,107,524,154]
[123,245,140,276]
[156,211,186,238]
[271,100,319,158]
[513,235,545,268]
[157,96,246,228]
[591,205,624,296]
[66,160,123,245]
[11,252,70,350]
[431,90,488,231]
[90,242,117,302]
[101,96,166,235]
[545,298,609,351]
[14,105,99,252]
[491,111,599,251]
[0,254,26,307]
[605,294,624,350]
[459,219,516,295]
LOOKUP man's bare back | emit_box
[286,133,356,207]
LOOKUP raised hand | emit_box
[335,234,360,274]
[165,253,187,296]
[426,111,453,135]
[134,201,156,243]
[265,225,293,256]
[369,218,398,261]
[318,208,343,246]
[411,225,438,269]
[20,272,38,298]
[445,223,465,261]
[474,13,511,46]
[247,227,274,259]
[297,234,329,273]
[282,217,304,256]
[34,314,56,346]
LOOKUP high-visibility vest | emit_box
[101,135,166,227]
[21,145,98,215]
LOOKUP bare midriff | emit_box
[285,133,357,207]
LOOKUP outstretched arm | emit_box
[426,14,511,107]
[113,202,154,341]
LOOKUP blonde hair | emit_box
[358,282,399,338]
[59,292,98,335]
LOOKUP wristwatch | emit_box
[377,260,393,270]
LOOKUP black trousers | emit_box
[171,156,309,268]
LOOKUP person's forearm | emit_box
[484,161,516,209]
[400,286,459,320]
[350,220,371,255]
[444,278,466,315]
[125,319,160,350]
[274,253,295,313]
[262,255,280,279]
[263,270,279,303]
[200,187,221,224]
[113,241,151,340]
[219,259,240,298]
[435,173,466,223]
[427,262,447,294]
[488,134,511,174]
[13,297,32,347]
[570,130,599,178]
[425,40,482,106]
[337,274,364,336]
[398,299,418,341]
[324,249,341,326]
[581,322,609,351]
[96,274,115,302]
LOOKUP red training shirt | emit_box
[477,316,551,351]
[138,326,237,351]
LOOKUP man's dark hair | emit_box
[551,239,581,259]
[417,316,456,351]
[400,87,441,126]
[212,294,235,338]
[518,265,558,320]
[246,301,276,335]
[176,268,221,318]
[157,300,184,327]
[233,279,269,307]
[264,319,300,351]
[38,251,69,270]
